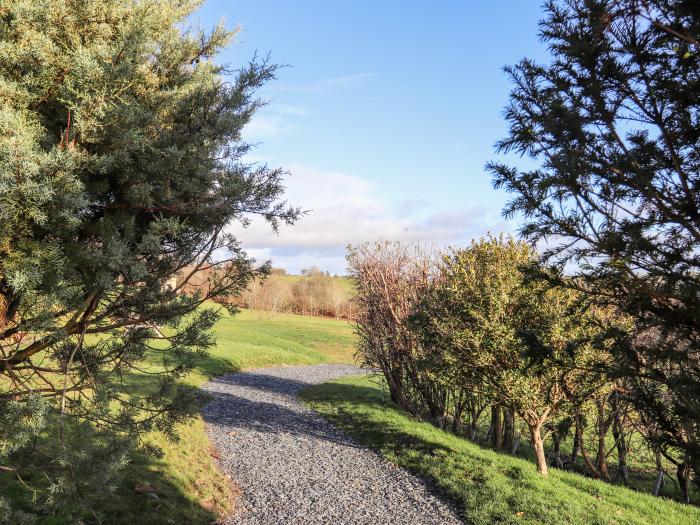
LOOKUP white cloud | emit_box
[242,104,309,140]
[228,164,512,274]
[243,114,295,140]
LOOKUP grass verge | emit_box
[120,309,357,524]
[3,309,356,524]
[300,374,700,525]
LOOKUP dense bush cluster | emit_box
[348,237,695,501]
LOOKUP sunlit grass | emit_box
[301,374,700,525]
[3,308,357,524]
[117,308,357,524]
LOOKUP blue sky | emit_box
[195,1,551,274]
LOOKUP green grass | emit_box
[3,308,357,524]
[115,309,357,524]
[301,374,700,525]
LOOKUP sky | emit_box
[193,1,552,275]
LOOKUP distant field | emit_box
[3,308,357,524]
[301,374,700,525]
[275,273,356,295]
[185,308,357,384]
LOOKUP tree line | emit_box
[236,268,354,319]
[180,265,355,319]
[349,237,693,501]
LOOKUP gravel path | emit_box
[202,364,463,525]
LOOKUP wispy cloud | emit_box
[319,72,376,87]
[274,104,310,117]
[243,104,310,140]
[229,163,512,274]
[243,114,296,140]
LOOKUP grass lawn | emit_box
[300,374,700,525]
[2,308,357,524]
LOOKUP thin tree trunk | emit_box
[677,461,691,504]
[529,422,548,477]
[595,398,610,482]
[653,450,665,496]
[611,391,629,485]
[550,432,564,468]
[452,390,465,434]
[469,403,485,442]
[511,430,521,455]
[469,417,478,441]
[490,405,503,449]
[503,408,514,453]
[576,414,601,478]
[570,416,581,466]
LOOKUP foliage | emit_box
[346,242,442,418]
[348,237,691,502]
[487,0,700,499]
[183,266,355,319]
[243,272,353,318]
[0,0,297,515]
[414,236,596,476]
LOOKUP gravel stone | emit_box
[202,364,463,525]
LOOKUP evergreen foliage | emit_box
[0,0,296,517]
[487,0,700,498]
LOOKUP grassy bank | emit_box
[301,374,700,525]
[3,309,357,524]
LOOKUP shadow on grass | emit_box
[302,379,700,525]
[118,353,243,395]
[1,446,225,525]
[300,381,466,513]
[3,359,245,524]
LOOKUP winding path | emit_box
[202,364,463,525]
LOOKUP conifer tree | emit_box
[0,0,296,514]
[488,0,700,497]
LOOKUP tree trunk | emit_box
[653,450,665,496]
[611,391,629,485]
[550,432,564,468]
[570,417,581,466]
[503,408,514,453]
[576,413,601,478]
[529,423,548,477]
[452,392,465,434]
[511,430,521,455]
[595,398,610,482]
[469,403,484,441]
[490,405,503,449]
[386,370,409,412]
[677,461,691,504]
[469,418,478,441]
